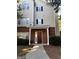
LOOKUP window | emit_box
[41,19,43,24]
[36,18,43,24]
[41,6,43,11]
[22,2,29,10]
[36,19,38,24]
[26,18,30,24]
[36,6,43,11]
[36,7,38,11]
[20,18,31,25]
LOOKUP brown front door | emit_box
[31,29,47,44]
[37,31,42,44]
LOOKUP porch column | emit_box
[47,27,49,45]
[29,28,31,45]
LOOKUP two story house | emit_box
[17,0,60,45]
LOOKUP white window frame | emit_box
[36,18,43,25]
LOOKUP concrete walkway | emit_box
[26,45,50,59]
[17,45,50,59]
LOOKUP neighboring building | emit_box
[17,0,60,45]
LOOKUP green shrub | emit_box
[49,36,61,46]
[17,38,29,46]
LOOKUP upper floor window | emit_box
[41,6,43,11]
[36,18,43,24]
[18,18,31,25]
[36,6,43,11]
[36,7,38,11]
[36,19,38,24]
[41,19,43,24]
[22,2,29,10]
[26,18,30,24]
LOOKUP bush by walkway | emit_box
[17,38,29,46]
[49,36,61,46]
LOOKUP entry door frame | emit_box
[35,31,43,44]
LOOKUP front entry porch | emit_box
[29,26,49,45]
[31,29,47,45]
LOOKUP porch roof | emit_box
[31,25,49,29]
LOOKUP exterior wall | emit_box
[21,0,34,26]
[17,27,29,39]
[49,27,55,36]
[55,15,60,36]
[17,0,34,26]
[17,27,29,32]
[58,20,61,32]
[35,0,56,27]
[18,0,56,27]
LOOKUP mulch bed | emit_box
[44,45,61,59]
[17,45,33,56]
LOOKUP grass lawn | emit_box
[17,45,33,56]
